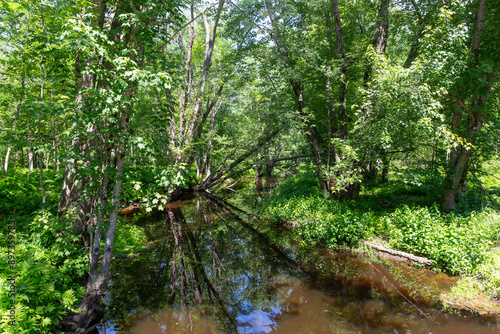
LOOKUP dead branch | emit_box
[363,241,432,266]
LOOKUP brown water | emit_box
[102,195,499,334]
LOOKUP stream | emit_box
[100,191,499,333]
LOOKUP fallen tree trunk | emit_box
[363,240,432,266]
[196,128,282,190]
[207,154,310,190]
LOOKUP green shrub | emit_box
[0,209,86,333]
[29,210,88,281]
[450,277,484,300]
[0,243,84,333]
[296,211,366,247]
[0,169,62,239]
[475,253,500,297]
[260,170,500,278]
[260,173,367,247]
[113,219,148,255]
[121,165,192,210]
[388,206,491,275]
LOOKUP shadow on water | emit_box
[101,194,499,334]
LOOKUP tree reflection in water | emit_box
[103,194,308,333]
[103,195,499,334]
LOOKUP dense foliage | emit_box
[0,0,499,331]
[0,206,85,333]
[259,164,500,278]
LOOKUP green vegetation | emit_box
[451,277,485,300]
[111,217,149,256]
[0,169,61,221]
[0,244,84,333]
[259,161,500,301]
[259,171,368,247]
[476,253,500,297]
[121,165,195,211]
[0,0,499,331]
[0,171,85,333]
[388,206,498,274]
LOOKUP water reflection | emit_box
[102,194,499,334]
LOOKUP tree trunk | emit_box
[265,161,275,177]
[441,0,497,212]
[175,1,225,165]
[364,163,378,181]
[39,21,46,204]
[39,152,46,204]
[331,0,349,140]
[3,147,10,176]
[199,102,220,178]
[5,54,26,176]
[256,165,264,179]
[58,0,108,238]
[61,110,132,334]
[53,134,57,170]
[373,0,390,55]
[265,0,329,194]
[330,0,364,201]
[357,0,391,193]
[402,0,439,68]
[28,147,34,171]
[381,153,389,183]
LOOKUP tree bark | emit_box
[363,241,432,266]
[441,0,497,211]
[372,0,390,55]
[331,0,349,140]
[265,0,329,194]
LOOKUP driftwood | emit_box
[363,241,432,266]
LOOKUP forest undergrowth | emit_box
[1,160,500,331]
[0,169,85,332]
[258,161,500,304]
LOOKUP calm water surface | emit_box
[101,194,499,334]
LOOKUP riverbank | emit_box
[1,164,499,332]
[102,195,500,333]
[359,238,500,318]
[257,168,500,316]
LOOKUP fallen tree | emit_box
[362,240,432,266]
